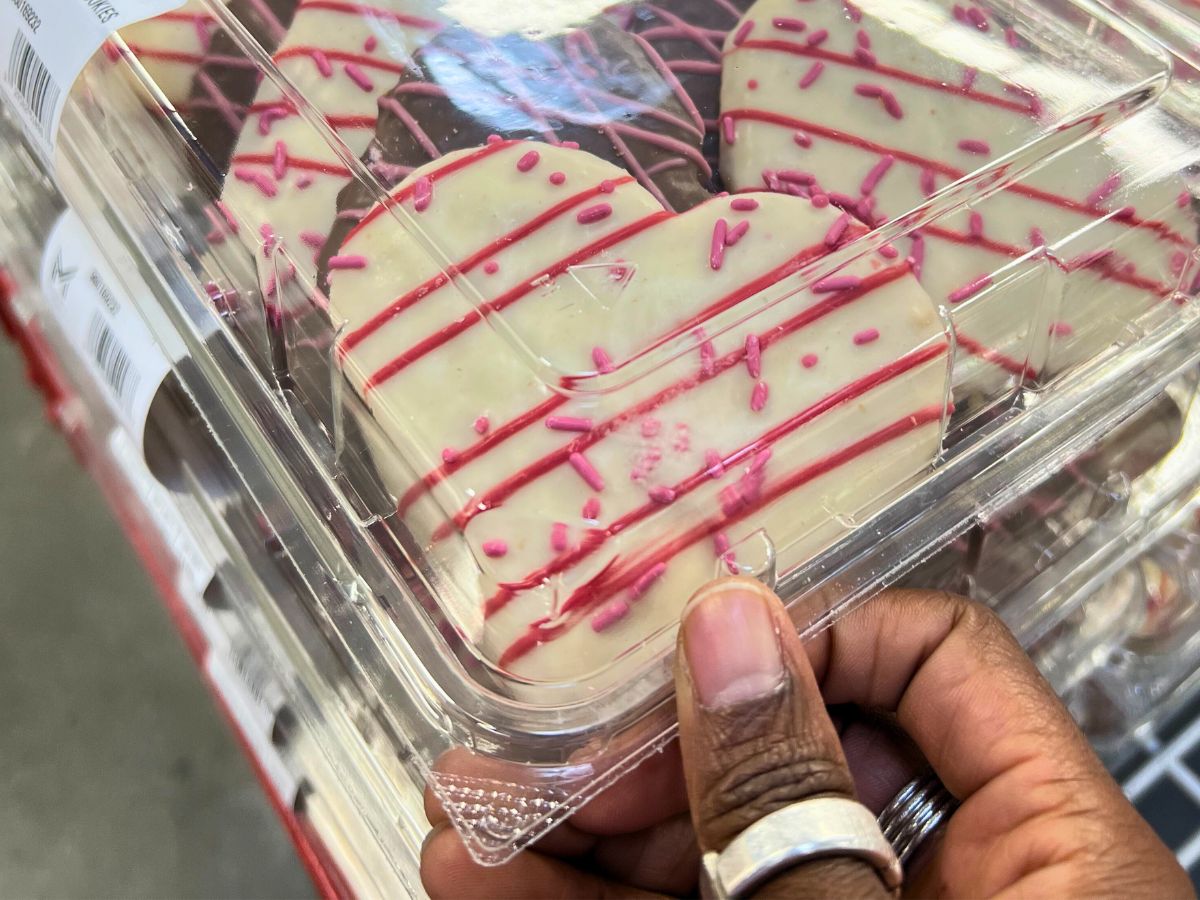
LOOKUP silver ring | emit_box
[877,772,958,865]
[699,796,902,899]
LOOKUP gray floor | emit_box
[0,340,314,898]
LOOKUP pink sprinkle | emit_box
[731,197,759,211]
[879,244,899,259]
[855,47,878,67]
[968,211,985,240]
[778,170,815,186]
[482,540,508,558]
[442,447,460,465]
[1172,250,1189,275]
[745,334,762,378]
[562,141,581,150]
[773,16,807,31]
[748,78,759,90]
[312,49,332,77]
[486,134,504,145]
[799,61,825,89]
[813,274,863,293]
[1178,190,1191,209]
[344,63,374,92]
[483,260,500,275]
[856,28,871,48]
[233,167,277,198]
[948,274,993,303]
[845,1,862,22]
[967,7,989,30]
[733,19,755,45]
[257,105,289,136]
[801,353,819,369]
[725,220,751,247]
[549,171,566,186]
[591,600,631,632]
[705,449,726,478]
[853,328,880,345]
[748,448,772,474]
[953,4,968,22]
[714,532,731,556]
[546,415,593,432]
[806,28,829,46]
[750,381,769,412]
[592,346,614,373]
[516,150,541,172]
[363,35,378,52]
[640,417,661,438]
[908,232,926,280]
[920,168,937,197]
[1030,226,1047,247]
[328,255,368,270]
[1005,26,1020,48]
[259,222,276,248]
[824,212,851,248]
[295,174,314,190]
[710,219,728,270]
[272,141,288,179]
[722,115,736,144]
[413,176,433,212]
[793,130,813,148]
[551,522,569,553]
[630,562,668,601]
[473,416,490,434]
[649,485,677,505]
[962,67,978,91]
[699,338,717,377]
[598,180,616,195]
[578,204,613,224]
[1048,321,1074,337]
[811,193,830,208]
[1086,173,1122,208]
[860,155,895,195]
[881,92,904,119]
[300,230,325,250]
[569,452,605,491]
[582,497,602,520]
[1114,206,1136,220]
[958,138,991,155]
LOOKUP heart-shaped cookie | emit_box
[720,0,1197,380]
[319,16,718,292]
[327,140,949,680]
[219,0,442,285]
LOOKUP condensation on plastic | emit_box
[13,0,1200,865]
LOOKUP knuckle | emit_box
[699,697,856,844]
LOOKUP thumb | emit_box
[675,577,892,899]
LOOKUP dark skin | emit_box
[421,582,1192,898]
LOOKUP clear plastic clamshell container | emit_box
[10,0,1200,864]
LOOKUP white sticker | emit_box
[107,427,221,605]
[40,209,184,444]
[0,0,183,158]
[205,642,300,805]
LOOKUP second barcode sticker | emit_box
[0,0,184,158]
[40,209,183,442]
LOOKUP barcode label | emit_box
[86,313,142,415]
[6,32,61,142]
[0,0,186,159]
[206,644,299,804]
[41,210,183,443]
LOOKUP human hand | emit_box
[421,579,1191,898]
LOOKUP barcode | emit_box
[230,644,277,712]
[7,32,61,141]
[86,314,141,412]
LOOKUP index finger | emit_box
[801,589,1103,800]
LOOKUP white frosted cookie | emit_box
[327,140,949,680]
[115,1,225,103]
[220,0,441,283]
[720,0,1197,381]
